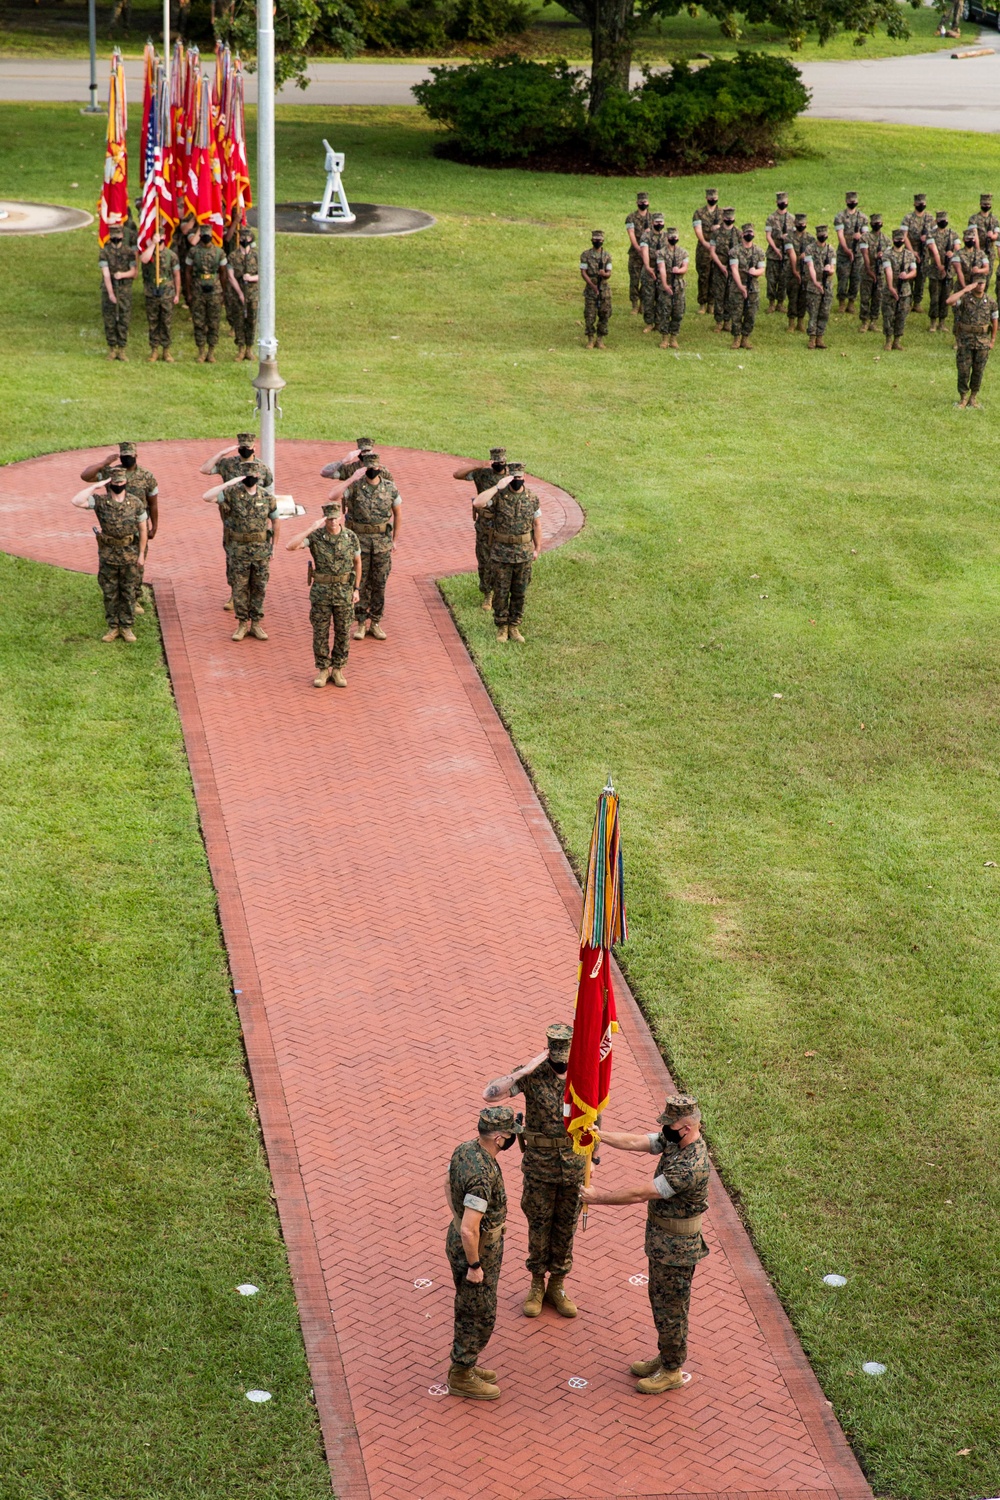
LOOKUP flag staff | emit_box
[83,0,101,113]
[163,0,170,90]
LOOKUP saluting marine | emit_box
[484,1023,583,1321]
[201,434,275,613]
[325,452,402,641]
[71,466,148,642]
[453,446,509,611]
[80,442,159,611]
[202,471,280,641]
[286,503,362,688]
[472,462,542,644]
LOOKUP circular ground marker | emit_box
[823,1274,847,1287]
[427,1383,449,1396]
[237,1283,259,1296]
[248,201,435,239]
[413,1278,433,1289]
[862,1362,886,1376]
[629,1274,649,1286]
[0,200,93,235]
[567,1376,588,1389]
[245,1389,272,1402]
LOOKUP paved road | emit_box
[3,43,1000,128]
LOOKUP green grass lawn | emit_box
[0,555,332,1498]
[3,101,1000,1500]
[0,0,977,59]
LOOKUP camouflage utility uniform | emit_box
[803,237,835,340]
[925,225,959,324]
[212,454,274,596]
[834,206,868,303]
[657,242,688,337]
[228,242,259,351]
[93,456,158,596]
[344,475,399,626]
[859,227,889,326]
[89,489,146,628]
[187,242,227,352]
[785,224,810,325]
[692,200,722,310]
[307,525,360,671]
[99,239,135,351]
[882,244,917,343]
[468,464,507,598]
[709,219,739,327]
[484,485,540,629]
[626,207,653,306]
[727,239,764,340]
[218,484,277,622]
[968,208,999,290]
[955,290,998,398]
[446,1138,507,1369]
[639,227,668,327]
[645,1132,711,1372]
[764,207,792,308]
[141,245,179,351]
[512,1061,583,1278]
[580,245,612,339]
[903,209,934,306]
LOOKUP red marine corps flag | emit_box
[564,779,625,1224]
[97,49,129,246]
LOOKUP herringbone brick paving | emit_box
[0,442,872,1500]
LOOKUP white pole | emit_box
[163,0,170,86]
[252,0,285,493]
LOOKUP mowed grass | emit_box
[0,556,331,1499]
[2,103,1000,1499]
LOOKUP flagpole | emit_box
[83,0,101,113]
[164,0,170,90]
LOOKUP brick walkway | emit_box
[0,442,872,1500]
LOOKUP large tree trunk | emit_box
[587,0,635,114]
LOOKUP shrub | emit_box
[353,0,530,53]
[413,56,588,161]
[641,52,811,164]
[587,87,668,173]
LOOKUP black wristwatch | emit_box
[466,1261,481,1271]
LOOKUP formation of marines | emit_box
[97,204,258,364]
[444,1020,709,1403]
[580,188,1000,400]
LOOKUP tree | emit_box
[555,0,921,113]
[215,0,364,90]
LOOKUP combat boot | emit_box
[331,668,347,687]
[508,625,526,643]
[721,321,731,333]
[206,347,217,364]
[730,335,741,350]
[741,336,753,350]
[630,1354,662,1378]
[928,318,938,332]
[816,336,828,349]
[101,626,120,642]
[585,336,595,349]
[148,347,160,363]
[641,323,654,335]
[196,347,207,363]
[119,627,137,643]
[786,316,796,332]
[313,667,331,688]
[892,339,903,351]
[957,392,970,408]
[118,348,129,361]
[474,1365,497,1382]
[163,349,175,363]
[232,620,250,640]
[368,622,387,640]
[223,595,234,611]
[595,336,606,348]
[884,337,892,351]
[249,620,269,640]
[846,299,856,314]
[481,591,493,612]
[107,348,118,361]
[630,298,640,315]
[659,336,670,349]
[837,297,846,313]
[766,300,775,314]
[447,1363,500,1401]
[670,335,679,349]
[795,318,805,332]
[353,620,368,640]
[807,335,817,349]
[544,1276,577,1318]
[522,1274,545,1317]
[496,625,509,642]
[637,1365,686,1394]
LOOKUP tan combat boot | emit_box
[766,300,775,314]
[474,1365,497,1382]
[508,625,525,643]
[119,627,137,643]
[480,591,493,612]
[892,339,903,351]
[786,316,796,332]
[107,348,118,361]
[637,1365,686,1394]
[331,668,347,687]
[249,620,269,640]
[522,1274,545,1318]
[630,1354,662,1378]
[496,625,509,642]
[670,335,679,349]
[118,348,129,361]
[957,392,970,408]
[969,393,982,408]
[884,337,892,351]
[837,297,846,313]
[846,299,856,314]
[928,318,938,332]
[101,626,120,642]
[368,622,387,640]
[585,336,595,349]
[313,667,331,688]
[544,1276,577,1318]
[730,335,741,350]
[223,595,235,611]
[721,321,731,334]
[353,620,368,640]
[659,336,670,350]
[232,620,250,640]
[741,336,753,350]
[148,347,160,363]
[206,347,217,364]
[447,1363,500,1400]
[795,318,805,332]
[807,335,817,349]
[595,336,606,348]
[163,349,175,363]
[816,336,828,349]
[196,347,207,363]
[630,298,640,315]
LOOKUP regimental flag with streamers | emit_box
[221,56,252,224]
[98,49,129,246]
[170,39,188,190]
[138,65,177,253]
[185,65,224,241]
[564,780,625,1221]
[140,40,156,170]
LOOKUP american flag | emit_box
[138,69,177,253]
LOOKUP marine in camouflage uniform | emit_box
[833,193,868,309]
[925,213,959,329]
[583,1094,709,1394]
[445,1104,522,1401]
[321,438,395,486]
[99,225,136,358]
[902,196,933,309]
[186,229,228,361]
[968,194,999,292]
[764,194,792,312]
[286,506,361,686]
[580,231,612,347]
[140,233,180,360]
[802,226,836,348]
[341,454,401,637]
[84,443,159,609]
[484,1023,582,1319]
[226,228,259,360]
[453,447,508,609]
[784,214,810,330]
[639,214,668,330]
[202,434,275,610]
[858,215,888,331]
[626,194,653,311]
[709,209,739,329]
[691,190,721,313]
[211,474,278,636]
[474,464,541,642]
[882,234,918,349]
[726,223,764,348]
[72,467,148,641]
[949,275,998,406]
[656,230,689,348]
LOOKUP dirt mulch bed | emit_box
[433,139,779,177]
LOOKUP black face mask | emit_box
[777,200,788,209]
[667,235,679,244]
[846,199,858,209]
[499,1133,518,1151]
[491,461,505,473]
[743,233,753,242]
[548,1056,567,1075]
[661,1125,685,1146]
[365,467,380,480]
[238,446,253,459]
[242,478,257,492]
[892,237,905,248]
[120,455,136,468]
[871,221,883,230]
[109,484,126,495]
[591,240,603,249]
[240,238,252,247]
[965,238,976,248]
[637,203,649,212]
[723,215,735,225]
[110,237,123,246]
[510,476,524,490]
[817,233,828,243]
[707,195,718,204]
[937,219,948,228]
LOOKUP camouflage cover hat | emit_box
[237,431,256,445]
[546,1022,574,1052]
[361,452,380,466]
[815,224,828,233]
[846,190,859,198]
[722,205,736,214]
[106,466,128,485]
[478,1104,523,1136]
[322,501,343,515]
[658,1093,700,1124]
[356,436,374,448]
[591,230,605,240]
[741,221,754,232]
[651,212,665,225]
[981,192,993,202]
[776,190,788,199]
[914,192,926,201]
[665,226,678,235]
[936,209,948,218]
[636,192,649,203]
[794,212,808,225]
[507,461,524,474]
[489,447,508,461]
[118,441,137,457]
